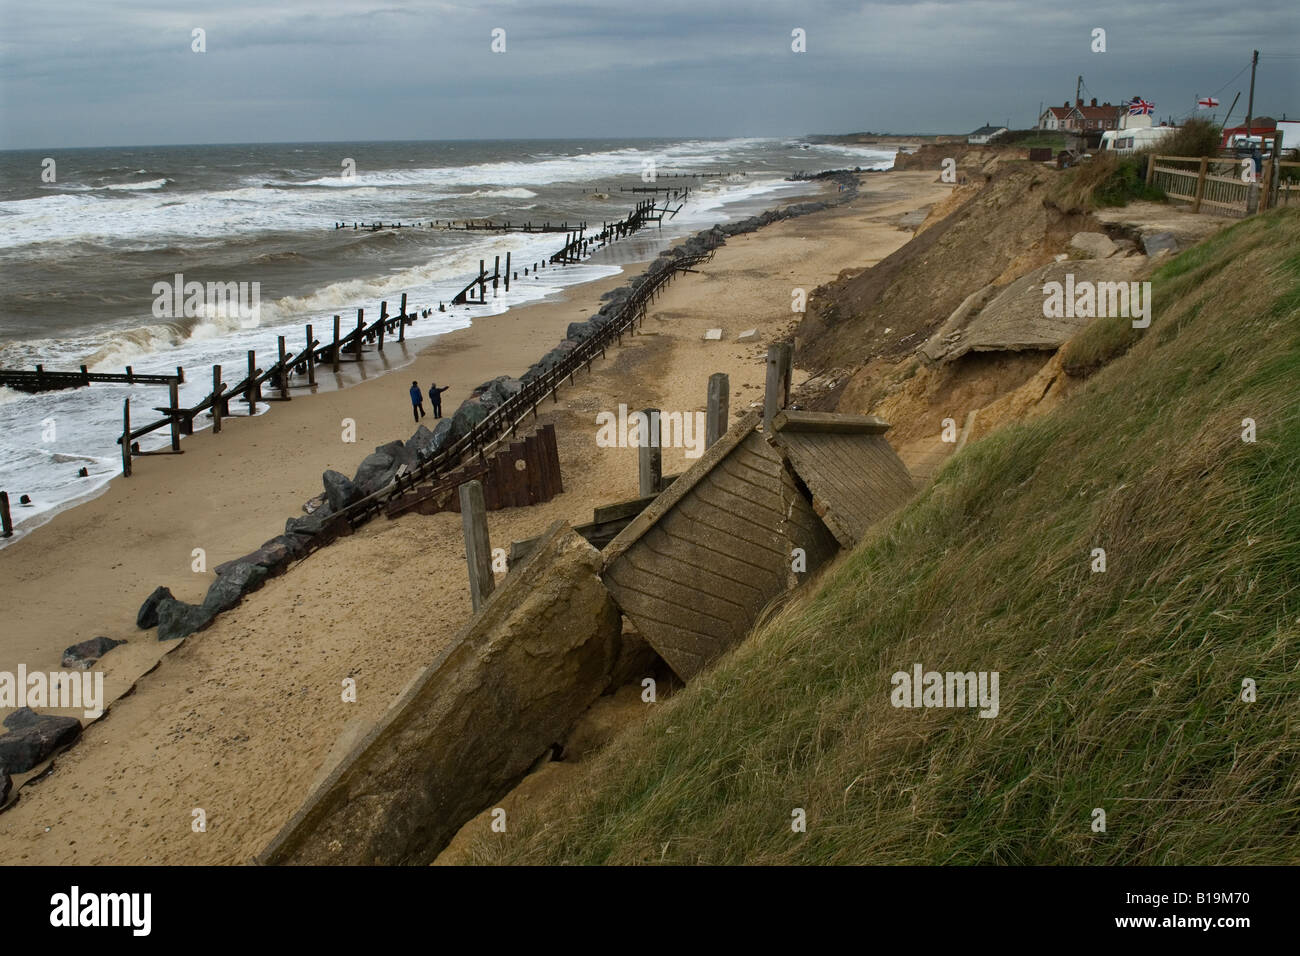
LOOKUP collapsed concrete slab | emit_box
[920,257,1149,363]
[257,520,622,866]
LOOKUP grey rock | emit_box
[155,597,217,641]
[0,713,82,775]
[136,586,174,630]
[202,562,269,613]
[566,320,596,342]
[448,398,489,443]
[61,636,126,670]
[1142,231,1179,256]
[3,707,43,731]
[322,470,361,512]
[352,451,399,497]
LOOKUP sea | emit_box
[0,136,895,542]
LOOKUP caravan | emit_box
[1100,126,1179,154]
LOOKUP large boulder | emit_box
[155,597,217,642]
[286,505,333,537]
[202,562,269,613]
[489,377,522,405]
[322,470,361,512]
[1068,232,1118,259]
[447,398,489,443]
[566,320,597,342]
[352,451,400,497]
[136,586,174,630]
[1142,231,1179,257]
[0,711,82,775]
[61,636,126,670]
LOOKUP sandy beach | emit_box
[0,171,951,864]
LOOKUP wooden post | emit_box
[1145,154,1157,186]
[706,372,729,448]
[0,490,11,538]
[763,345,787,430]
[398,293,407,342]
[277,336,290,399]
[246,350,257,414]
[1192,157,1209,214]
[168,379,181,451]
[504,252,511,292]
[354,309,364,357]
[377,301,387,351]
[305,325,316,386]
[121,399,132,477]
[459,479,495,612]
[638,408,662,497]
[781,342,794,408]
[80,364,90,386]
[493,255,500,294]
[212,365,223,434]
[332,315,341,372]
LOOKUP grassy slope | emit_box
[470,210,1300,865]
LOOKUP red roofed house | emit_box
[1036,103,1074,131]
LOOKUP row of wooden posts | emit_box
[457,342,795,609]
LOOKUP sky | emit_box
[0,0,1296,149]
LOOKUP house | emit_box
[968,124,1008,145]
[1069,98,1124,132]
[1036,103,1073,131]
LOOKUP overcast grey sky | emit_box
[1,0,1296,149]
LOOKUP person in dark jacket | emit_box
[429,382,450,418]
[409,381,425,422]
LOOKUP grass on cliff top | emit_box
[466,209,1300,865]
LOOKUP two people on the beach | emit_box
[410,380,451,422]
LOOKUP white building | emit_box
[968,124,1008,145]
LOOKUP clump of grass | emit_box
[1051,153,1165,211]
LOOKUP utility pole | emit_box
[1076,75,1083,106]
[1245,50,1259,139]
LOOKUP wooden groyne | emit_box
[0,365,182,394]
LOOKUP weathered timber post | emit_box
[377,301,387,351]
[638,408,662,497]
[168,379,182,450]
[0,490,11,538]
[332,315,341,372]
[277,336,290,399]
[706,372,730,448]
[459,479,495,612]
[1192,157,1209,214]
[493,255,500,294]
[354,309,364,358]
[212,365,223,433]
[305,325,316,386]
[763,344,791,430]
[121,399,132,477]
[246,350,257,414]
[398,293,407,342]
[80,364,90,386]
[479,260,486,301]
[504,252,511,292]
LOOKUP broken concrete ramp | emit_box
[257,520,621,866]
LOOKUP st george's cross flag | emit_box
[1197,96,1221,109]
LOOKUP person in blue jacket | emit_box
[429,382,450,418]
[409,381,425,422]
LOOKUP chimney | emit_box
[1090,97,1097,107]
[1076,98,1083,107]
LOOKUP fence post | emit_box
[459,479,495,612]
[305,325,316,386]
[763,345,786,430]
[399,293,407,342]
[0,490,11,538]
[246,350,257,414]
[121,398,132,477]
[504,251,511,292]
[212,365,223,433]
[1192,157,1209,214]
[168,379,181,451]
[332,315,341,372]
[278,335,290,399]
[354,309,364,358]
[1145,155,1157,186]
[706,372,729,448]
[638,408,662,497]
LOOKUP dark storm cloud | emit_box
[0,0,1294,147]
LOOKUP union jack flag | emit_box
[1129,97,1154,116]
